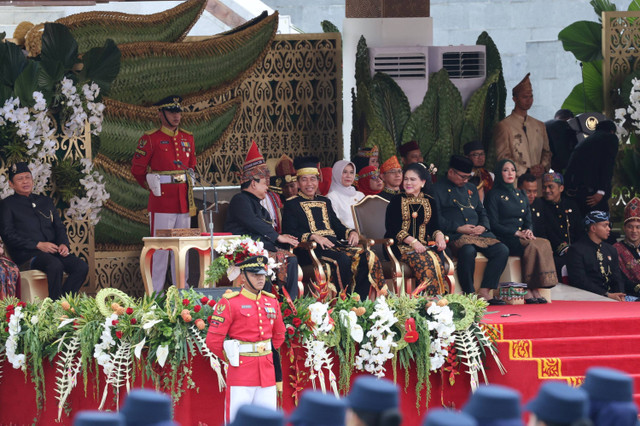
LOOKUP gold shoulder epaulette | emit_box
[181,129,193,135]
[261,290,276,298]
[285,195,299,201]
[144,129,157,135]
[222,291,240,299]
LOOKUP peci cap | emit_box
[449,155,473,174]
[399,140,420,158]
[526,382,589,424]
[463,140,484,156]
[8,162,30,181]
[294,156,320,177]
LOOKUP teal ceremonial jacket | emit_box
[432,178,497,241]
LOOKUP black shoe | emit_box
[525,297,539,304]
[488,298,507,305]
[536,297,548,304]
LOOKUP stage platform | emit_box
[1,293,637,425]
[482,299,640,412]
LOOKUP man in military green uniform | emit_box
[432,155,509,304]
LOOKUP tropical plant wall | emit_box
[559,0,640,192]
[350,32,506,174]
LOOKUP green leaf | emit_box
[476,31,506,121]
[558,21,602,62]
[41,23,79,72]
[321,20,340,33]
[560,60,603,114]
[369,72,411,147]
[355,36,371,85]
[460,68,501,147]
[13,62,41,108]
[0,40,28,88]
[0,84,12,104]
[79,39,121,95]
[590,0,616,21]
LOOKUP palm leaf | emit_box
[369,72,411,147]
[78,39,121,94]
[460,68,501,148]
[56,0,207,53]
[99,97,240,162]
[95,209,150,245]
[108,11,278,105]
[95,164,148,211]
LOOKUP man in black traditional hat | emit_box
[566,211,627,301]
[131,95,197,292]
[432,155,509,304]
[464,140,494,202]
[0,162,88,300]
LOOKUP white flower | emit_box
[133,337,146,359]
[156,345,169,367]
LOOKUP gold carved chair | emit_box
[352,195,456,295]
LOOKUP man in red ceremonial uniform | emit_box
[206,255,285,423]
[131,95,197,292]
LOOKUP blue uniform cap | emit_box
[526,382,589,424]
[289,390,346,425]
[582,367,634,402]
[120,389,177,425]
[346,375,399,413]
[462,385,523,426]
[230,404,284,426]
[73,411,125,426]
[423,408,477,426]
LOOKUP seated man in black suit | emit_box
[0,162,88,300]
[566,211,627,301]
[518,172,546,237]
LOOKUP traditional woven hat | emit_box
[542,170,563,185]
[241,140,270,183]
[399,140,420,157]
[275,154,296,183]
[584,210,609,227]
[356,145,379,158]
[380,155,401,174]
[624,197,640,224]
[154,95,183,112]
[512,73,532,97]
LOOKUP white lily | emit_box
[156,345,169,367]
[133,337,146,359]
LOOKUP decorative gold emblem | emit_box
[585,116,598,131]
[257,342,266,353]
[216,303,226,314]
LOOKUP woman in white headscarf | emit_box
[327,160,364,229]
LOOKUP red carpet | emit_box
[481,301,640,408]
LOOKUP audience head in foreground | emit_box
[463,384,523,426]
[526,381,590,426]
[582,367,639,426]
[289,390,347,426]
[346,375,402,426]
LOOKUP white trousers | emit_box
[150,212,190,292]
[226,385,277,424]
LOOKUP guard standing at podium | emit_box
[131,95,197,292]
[206,255,285,424]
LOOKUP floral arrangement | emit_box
[205,236,281,285]
[279,291,502,409]
[0,24,118,225]
[615,77,640,141]
[0,287,224,421]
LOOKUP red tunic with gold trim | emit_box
[131,126,196,214]
[206,288,285,387]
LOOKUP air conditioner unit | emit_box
[369,46,430,110]
[428,45,486,105]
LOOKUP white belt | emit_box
[238,341,272,354]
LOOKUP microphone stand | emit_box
[174,161,218,281]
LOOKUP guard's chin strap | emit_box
[161,110,177,132]
[243,270,260,293]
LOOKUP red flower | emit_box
[194,305,202,313]
[182,299,190,306]
[116,331,122,339]
[286,326,295,335]
[200,296,209,304]
[283,309,292,317]
[6,305,14,311]
[73,321,79,329]
[126,307,134,315]
[112,320,119,326]
[4,327,7,332]
[403,318,419,343]
[207,316,212,323]
[17,302,26,308]
[208,300,216,307]
[292,318,302,327]
[130,318,137,325]
[5,313,11,320]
